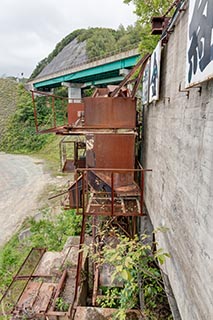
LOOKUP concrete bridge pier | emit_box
[62,82,82,102]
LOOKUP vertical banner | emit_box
[186,0,213,87]
[142,58,150,105]
[149,41,161,102]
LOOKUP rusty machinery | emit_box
[1,54,152,319]
[1,2,186,315]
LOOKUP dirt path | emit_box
[0,152,54,246]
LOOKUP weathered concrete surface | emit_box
[143,3,213,320]
[0,153,52,246]
[35,236,81,276]
[74,307,141,320]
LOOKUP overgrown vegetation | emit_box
[124,0,173,54]
[28,209,82,251]
[33,135,62,174]
[0,78,18,141]
[124,0,173,25]
[0,83,50,153]
[86,225,172,319]
[0,83,64,174]
[0,209,82,295]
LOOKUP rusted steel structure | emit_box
[1,55,152,319]
[60,138,86,172]
[0,244,88,319]
[0,248,46,317]
[31,54,151,319]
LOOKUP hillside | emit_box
[0,79,18,142]
[0,82,49,154]
[37,37,87,78]
[30,25,141,80]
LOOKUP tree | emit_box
[123,0,173,53]
[30,26,142,79]
[86,28,118,58]
[124,0,173,25]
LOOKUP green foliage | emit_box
[0,209,82,295]
[97,287,121,309]
[78,26,140,59]
[0,84,49,153]
[0,78,18,140]
[0,234,29,291]
[139,24,160,55]
[77,28,119,59]
[30,26,141,79]
[54,86,69,97]
[55,297,69,312]
[86,29,117,58]
[29,209,82,251]
[124,0,173,25]
[123,0,174,54]
[88,226,171,319]
[82,87,96,97]
[33,134,61,175]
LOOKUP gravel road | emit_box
[0,152,53,247]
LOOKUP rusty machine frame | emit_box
[1,54,153,319]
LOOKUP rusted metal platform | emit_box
[86,193,141,216]
[31,89,137,135]
[67,168,151,217]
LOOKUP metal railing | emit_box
[32,44,140,82]
[0,248,46,316]
[31,90,82,133]
[72,168,152,217]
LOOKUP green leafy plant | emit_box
[97,287,121,308]
[87,225,171,319]
[55,297,69,312]
[28,209,82,251]
[123,0,174,55]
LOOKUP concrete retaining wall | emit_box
[143,3,213,320]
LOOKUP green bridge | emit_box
[31,48,140,90]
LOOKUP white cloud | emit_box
[0,0,136,78]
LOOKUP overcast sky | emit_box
[0,0,136,78]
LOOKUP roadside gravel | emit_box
[0,152,55,246]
